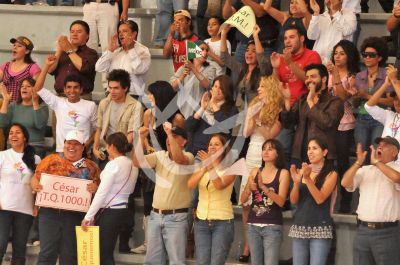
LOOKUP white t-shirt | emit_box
[0,149,41,215]
[347,162,400,222]
[84,156,138,221]
[204,38,231,76]
[38,88,97,152]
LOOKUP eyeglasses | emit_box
[361,51,378,58]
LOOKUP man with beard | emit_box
[280,64,344,163]
[262,25,321,159]
[341,136,400,265]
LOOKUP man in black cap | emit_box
[342,136,400,265]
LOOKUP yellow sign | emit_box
[76,226,100,265]
[223,6,256,38]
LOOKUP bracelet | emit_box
[334,82,342,86]
[354,161,361,167]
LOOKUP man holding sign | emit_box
[31,130,100,265]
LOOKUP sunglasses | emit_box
[361,51,378,58]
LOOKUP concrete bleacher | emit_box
[0,2,390,264]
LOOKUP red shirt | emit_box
[278,48,321,106]
[172,33,198,72]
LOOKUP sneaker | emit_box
[130,244,146,254]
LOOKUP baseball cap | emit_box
[174,9,191,20]
[375,136,400,150]
[171,126,188,140]
[65,130,85,145]
[10,36,34,51]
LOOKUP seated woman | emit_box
[186,75,238,156]
[241,139,290,265]
[0,79,49,158]
[0,36,41,102]
[289,137,338,265]
[81,132,138,265]
[170,41,216,118]
[0,123,40,265]
[187,133,236,265]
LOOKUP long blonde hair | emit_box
[250,75,284,127]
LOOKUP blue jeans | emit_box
[292,238,332,265]
[144,211,188,265]
[0,210,33,263]
[153,0,188,46]
[248,224,282,265]
[354,225,400,265]
[38,208,84,265]
[194,219,234,265]
[354,114,383,163]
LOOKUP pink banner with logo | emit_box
[35,173,92,212]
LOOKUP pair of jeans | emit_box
[144,211,188,265]
[194,219,234,265]
[354,114,383,164]
[247,224,282,265]
[353,225,400,265]
[0,210,33,263]
[96,208,129,265]
[292,238,332,265]
[153,0,189,46]
[37,207,84,265]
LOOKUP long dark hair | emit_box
[237,41,260,93]
[261,139,286,169]
[9,123,36,171]
[308,137,335,188]
[212,75,235,114]
[331,40,360,75]
[106,132,133,154]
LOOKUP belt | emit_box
[357,219,399,229]
[108,202,128,209]
[152,207,188,215]
[88,0,115,4]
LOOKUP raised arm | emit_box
[34,55,57,93]
[222,0,236,19]
[264,0,288,25]
[163,24,177,58]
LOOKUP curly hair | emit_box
[250,75,284,128]
[360,36,388,66]
[331,39,360,75]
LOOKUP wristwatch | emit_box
[66,49,75,55]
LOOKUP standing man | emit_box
[163,9,199,72]
[307,0,357,63]
[133,125,194,265]
[280,64,344,163]
[342,137,400,265]
[34,56,97,153]
[47,20,98,99]
[260,25,321,159]
[31,130,100,265]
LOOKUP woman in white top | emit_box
[0,123,40,265]
[81,132,138,265]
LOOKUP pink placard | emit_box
[35,173,92,212]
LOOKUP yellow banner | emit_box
[76,226,100,265]
[223,6,256,38]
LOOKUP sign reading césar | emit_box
[220,6,256,38]
[35,173,92,212]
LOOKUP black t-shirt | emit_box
[233,0,280,44]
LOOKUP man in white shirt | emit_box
[96,20,151,99]
[342,136,400,265]
[34,56,97,153]
[307,0,357,63]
